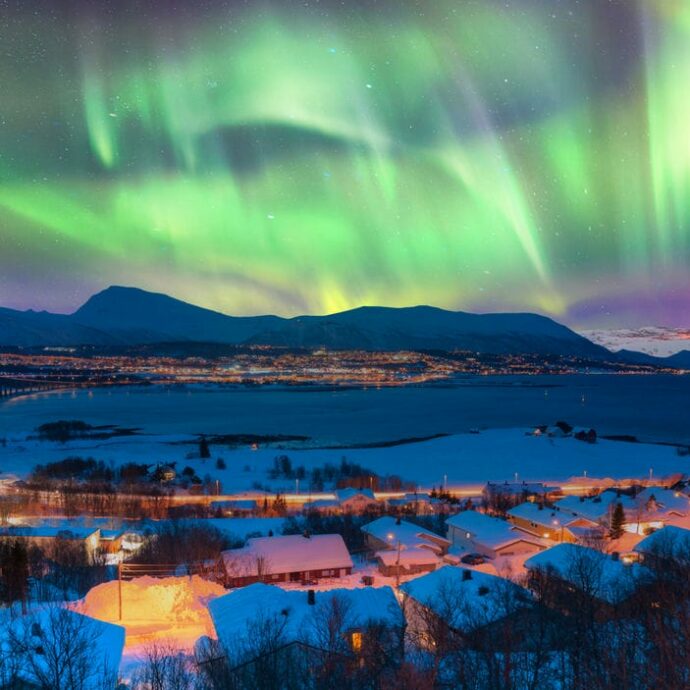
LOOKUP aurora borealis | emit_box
[1,0,689,327]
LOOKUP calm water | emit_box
[1,375,689,445]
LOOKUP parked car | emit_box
[460,553,485,565]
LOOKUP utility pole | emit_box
[395,539,402,589]
[118,562,123,621]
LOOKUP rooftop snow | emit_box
[401,565,531,632]
[361,516,449,551]
[524,543,648,604]
[222,533,353,577]
[634,525,690,559]
[209,582,402,656]
[446,510,543,550]
[553,491,636,523]
[507,502,596,528]
[376,547,442,567]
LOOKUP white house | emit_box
[445,510,545,559]
[506,502,600,543]
[361,516,450,554]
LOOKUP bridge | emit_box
[0,376,71,400]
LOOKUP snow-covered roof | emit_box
[361,516,449,552]
[524,543,648,604]
[335,487,376,502]
[222,533,353,577]
[446,511,543,550]
[209,583,402,657]
[376,547,442,567]
[634,525,690,559]
[507,502,597,530]
[0,525,99,540]
[0,607,124,690]
[401,565,531,632]
[634,488,689,517]
[554,492,635,523]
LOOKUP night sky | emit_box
[1,0,688,327]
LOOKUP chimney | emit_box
[462,569,472,581]
[307,589,316,606]
[610,551,619,561]
[395,516,401,525]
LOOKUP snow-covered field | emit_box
[0,427,686,491]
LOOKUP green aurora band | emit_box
[1,0,689,325]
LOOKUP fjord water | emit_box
[1,375,689,445]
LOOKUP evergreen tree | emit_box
[610,501,625,539]
[199,436,211,459]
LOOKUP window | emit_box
[351,632,363,653]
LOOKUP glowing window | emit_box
[351,632,363,653]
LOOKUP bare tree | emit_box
[131,641,197,690]
[7,605,118,690]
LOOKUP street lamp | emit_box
[387,532,402,588]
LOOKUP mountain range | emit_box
[1,286,688,366]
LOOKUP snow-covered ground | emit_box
[0,428,686,492]
[76,575,225,677]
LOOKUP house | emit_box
[0,606,124,690]
[335,488,379,513]
[387,493,444,515]
[400,565,533,649]
[303,488,379,515]
[0,525,102,561]
[625,488,690,533]
[524,543,649,614]
[361,516,450,555]
[210,500,258,517]
[633,525,690,567]
[220,533,353,588]
[445,510,545,559]
[205,583,403,685]
[507,502,599,543]
[375,547,442,577]
[553,490,636,527]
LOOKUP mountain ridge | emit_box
[0,285,676,363]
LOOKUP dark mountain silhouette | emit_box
[0,285,670,361]
[73,286,282,344]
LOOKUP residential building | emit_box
[335,488,379,513]
[446,510,545,559]
[553,490,636,527]
[401,565,533,648]
[361,516,450,555]
[524,543,649,614]
[220,533,353,588]
[507,502,599,543]
[633,524,690,567]
[0,525,102,560]
[205,583,403,686]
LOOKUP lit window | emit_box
[351,632,363,653]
